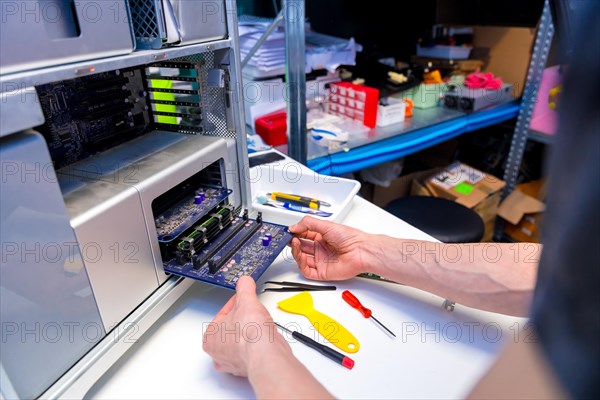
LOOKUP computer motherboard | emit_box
[162,209,292,289]
[153,164,292,290]
[35,70,150,168]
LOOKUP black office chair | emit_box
[384,196,484,243]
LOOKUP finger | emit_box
[235,275,257,306]
[292,241,317,270]
[298,255,320,280]
[289,215,334,235]
[295,230,322,242]
[291,237,304,263]
[299,238,316,256]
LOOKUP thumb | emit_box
[235,275,257,304]
[289,215,334,235]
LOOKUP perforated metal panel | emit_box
[172,52,234,139]
[129,0,165,50]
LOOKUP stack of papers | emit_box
[239,17,289,74]
[238,16,361,78]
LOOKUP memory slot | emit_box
[207,218,262,274]
[176,206,233,263]
[192,212,249,270]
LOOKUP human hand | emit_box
[202,276,291,377]
[289,216,373,281]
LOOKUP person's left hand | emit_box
[202,276,291,377]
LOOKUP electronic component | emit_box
[163,211,293,289]
[145,62,205,133]
[174,205,235,267]
[443,84,514,112]
[154,186,233,242]
[35,70,150,168]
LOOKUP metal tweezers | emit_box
[261,281,337,293]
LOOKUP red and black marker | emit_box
[342,290,396,337]
[274,323,355,369]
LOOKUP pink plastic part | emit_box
[465,69,504,90]
[529,65,563,135]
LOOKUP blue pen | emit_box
[282,202,333,217]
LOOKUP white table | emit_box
[88,197,525,399]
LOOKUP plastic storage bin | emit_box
[1,1,134,75]
[250,160,361,226]
[327,82,380,128]
[416,45,472,60]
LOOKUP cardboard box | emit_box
[425,162,505,207]
[414,162,505,241]
[371,163,504,241]
[371,168,443,208]
[498,180,546,243]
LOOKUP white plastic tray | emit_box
[249,156,361,226]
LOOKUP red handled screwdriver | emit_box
[342,290,396,337]
[275,323,355,369]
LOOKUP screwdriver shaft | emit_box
[370,315,396,337]
[274,322,355,369]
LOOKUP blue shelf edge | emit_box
[307,101,521,175]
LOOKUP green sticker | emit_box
[151,80,178,125]
[454,182,474,195]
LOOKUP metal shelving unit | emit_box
[283,0,307,164]
[494,0,555,240]
[307,101,521,175]
[240,0,307,164]
[501,0,555,195]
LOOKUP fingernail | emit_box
[288,224,297,232]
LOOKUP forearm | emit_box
[248,337,333,399]
[362,236,541,316]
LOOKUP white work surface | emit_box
[88,197,526,399]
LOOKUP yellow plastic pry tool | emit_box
[277,291,360,353]
[267,192,331,210]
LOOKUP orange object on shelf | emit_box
[423,70,443,84]
[403,98,414,117]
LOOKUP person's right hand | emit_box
[288,216,373,281]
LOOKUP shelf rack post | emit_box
[283,0,307,165]
[495,0,554,240]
